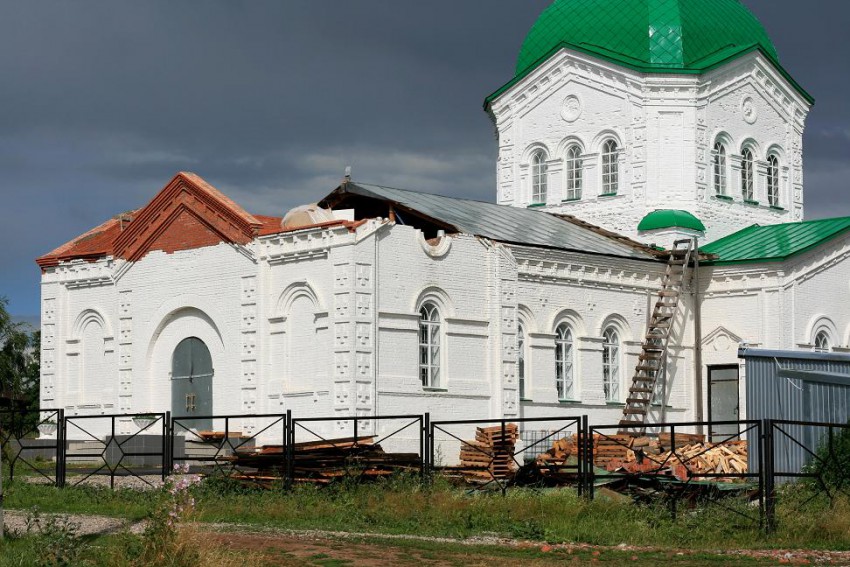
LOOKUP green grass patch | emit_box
[4,474,850,552]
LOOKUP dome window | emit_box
[767,155,780,207]
[713,142,727,196]
[741,148,755,202]
[531,150,548,204]
[565,145,583,200]
[601,140,619,195]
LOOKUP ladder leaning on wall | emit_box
[618,238,695,436]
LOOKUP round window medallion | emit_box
[561,95,583,122]
[741,96,758,124]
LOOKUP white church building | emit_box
[37,0,850,440]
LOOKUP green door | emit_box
[171,337,213,431]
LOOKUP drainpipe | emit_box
[693,238,704,434]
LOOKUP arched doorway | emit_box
[171,337,213,430]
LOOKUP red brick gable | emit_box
[112,172,263,263]
[37,173,285,270]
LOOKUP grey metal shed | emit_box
[739,347,850,477]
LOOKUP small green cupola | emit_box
[638,210,705,249]
[638,210,706,233]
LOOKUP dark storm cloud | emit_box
[0,0,847,316]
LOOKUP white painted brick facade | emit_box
[489,48,810,244]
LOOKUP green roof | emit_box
[485,0,813,106]
[638,210,705,232]
[701,217,850,265]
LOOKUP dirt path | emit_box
[5,511,849,565]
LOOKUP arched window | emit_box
[531,150,548,204]
[602,327,620,402]
[713,142,727,195]
[517,324,527,399]
[419,303,441,388]
[555,323,574,400]
[601,140,619,195]
[813,330,831,353]
[767,155,780,207]
[565,145,583,200]
[741,148,754,201]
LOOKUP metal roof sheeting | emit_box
[701,217,850,265]
[334,182,659,261]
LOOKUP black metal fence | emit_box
[588,420,763,526]
[429,416,585,495]
[63,412,169,489]
[3,411,850,531]
[171,413,289,487]
[764,419,850,532]
[0,408,64,487]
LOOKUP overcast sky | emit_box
[1,0,848,319]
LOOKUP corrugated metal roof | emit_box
[328,182,659,261]
[701,217,850,265]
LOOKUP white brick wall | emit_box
[489,48,811,245]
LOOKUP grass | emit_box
[3,474,850,552]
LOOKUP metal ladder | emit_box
[618,239,695,436]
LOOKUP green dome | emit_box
[517,0,779,76]
[638,210,706,232]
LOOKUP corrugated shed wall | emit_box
[741,348,850,477]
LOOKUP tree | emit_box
[0,296,40,415]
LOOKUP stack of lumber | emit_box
[533,433,633,470]
[593,434,634,468]
[224,436,422,486]
[657,432,705,452]
[622,440,748,481]
[458,424,519,481]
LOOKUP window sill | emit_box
[561,197,582,203]
[743,199,760,206]
[423,387,448,392]
[605,401,626,407]
[713,194,733,202]
[559,399,582,404]
[770,205,786,211]
[527,203,547,208]
[598,192,618,198]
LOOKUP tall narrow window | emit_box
[741,148,754,201]
[602,327,620,402]
[767,155,780,207]
[517,324,526,399]
[565,145,583,200]
[531,150,548,204]
[419,303,441,388]
[601,140,619,195]
[555,323,574,400]
[813,330,831,353]
[713,142,727,195]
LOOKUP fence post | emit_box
[285,410,293,489]
[57,409,66,488]
[579,415,587,498]
[670,425,677,520]
[421,413,429,484]
[163,411,171,479]
[764,419,776,533]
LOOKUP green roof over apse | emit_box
[638,210,706,232]
[485,0,813,106]
[701,217,850,265]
